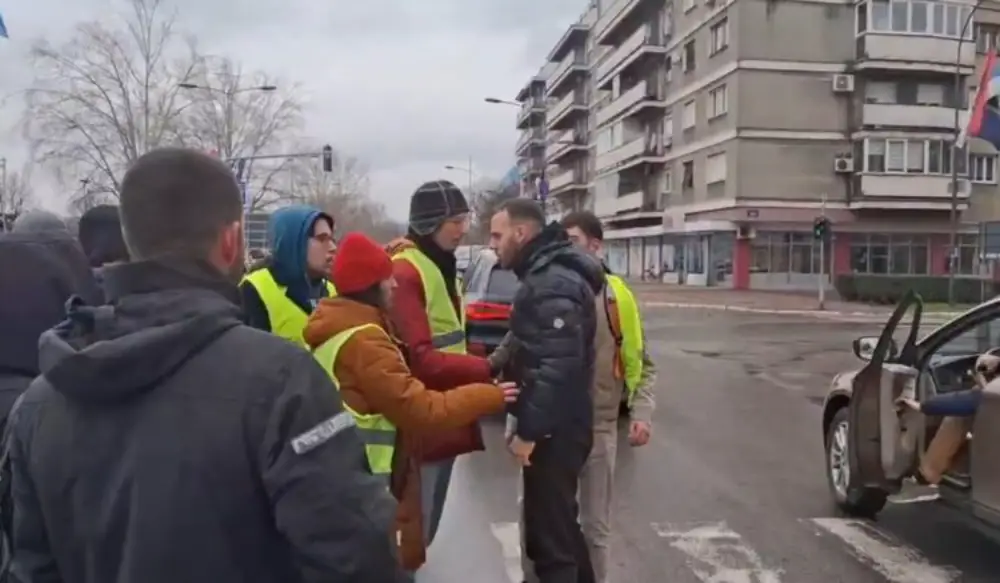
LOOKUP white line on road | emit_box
[489,522,524,583]
[809,518,960,583]
[652,521,783,583]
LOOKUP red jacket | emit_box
[386,239,492,461]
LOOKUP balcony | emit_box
[594,189,645,217]
[547,90,588,130]
[595,79,666,128]
[547,130,589,164]
[595,131,664,174]
[853,174,970,211]
[861,102,958,130]
[547,24,588,63]
[515,128,545,157]
[594,24,666,89]
[593,0,643,46]
[546,51,588,99]
[548,167,587,195]
[516,97,546,130]
[855,34,974,71]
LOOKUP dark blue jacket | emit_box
[239,206,333,331]
[920,390,983,417]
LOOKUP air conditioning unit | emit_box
[736,225,756,239]
[832,74,855,93]
[834,156,854,173]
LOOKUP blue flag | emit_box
[0,13,8,38]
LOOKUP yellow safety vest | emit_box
[606,274,645,404]
[242,268,336,347]
[313,323,397,476]
[392,248,467,354]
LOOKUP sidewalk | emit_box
[631,283,964,321]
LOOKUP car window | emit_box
[463,253,494,293]
[929,315,1000,363]
[487,268,519,298]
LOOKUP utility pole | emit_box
[819,192,827,311]
[466,155,474,198]
[0,157,6,232]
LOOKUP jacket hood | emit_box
[12,210,67,234]
[514,222,605,294]
[303,296,390,349]
[0,231,103,377]
[38,260,243,403]
[267,205,331,305]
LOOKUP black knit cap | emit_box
[78,204,129,267]
[408,179,471,235]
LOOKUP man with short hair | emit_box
[6,147,402,583]
[490,198,603,583]
[78,204,130,295]
[240,205,337,346]
[561,210,657,583]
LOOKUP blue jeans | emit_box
[402,457,457,581]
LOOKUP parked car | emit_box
[462,248,518,358]
[822,289,1000,528]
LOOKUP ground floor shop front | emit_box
[604,229,985,291]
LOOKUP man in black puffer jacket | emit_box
[489,198,603,583]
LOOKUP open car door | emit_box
[848,290,923,494]
[972,374,1000,521]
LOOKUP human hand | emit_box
[628,420,651,447]
[895,397,920,412]
[498,382,520,403]
[976,354,1000,380]
[508,436,535,466]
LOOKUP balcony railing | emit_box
[547,90,587,129]
[861,102,957,130]
[595,24,665,87]
[593,0,640,45]
[856,34,974,69]
[546,52,588,97]
[595,131,663,173]
[515,128,545,154]
[548,168,584,192]
[595,79,664,127]
[547,130,588,163]
[858,174,969,200]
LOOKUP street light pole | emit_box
[949,0,987,306]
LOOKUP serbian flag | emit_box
[962,50,1000,150]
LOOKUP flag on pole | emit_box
[961,50,1000,150]
[0,12,9,39]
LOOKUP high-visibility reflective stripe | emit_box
[357,428,396,446]
[431,329,466,349]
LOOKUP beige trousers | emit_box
[920,416,972,484]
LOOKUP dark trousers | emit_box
[522,431,595,583]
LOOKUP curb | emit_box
[643,301,962,321]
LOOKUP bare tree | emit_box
[175,57,304,211]
[23,0,199,204]
[0,165,35,230]
[469,180,519,243]
[280,145,401,241]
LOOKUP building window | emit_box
[683,41,696,72]
[863,80,952,106]
[977,24,1000,53]
[710,19,729,55]
[706,152,726,184]
[663,113,673,139]
[663,169,673,193]
[749,233,830,274]
[708,85,728,119]
[863,0,972,39]
[682,100,696,130]
[850,234,930,275]
[970,154,997,183]
[953,234,980,275]
[862,138,966,176]
[682,160,694,188]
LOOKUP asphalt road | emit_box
[414,308,1000,583]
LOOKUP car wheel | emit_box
[825,407,888,518]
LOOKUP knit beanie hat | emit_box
[331,232,393,294]
[78,205,128,267]
[408,179,471,236]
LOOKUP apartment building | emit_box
[526,0,1000,290]
[513,65,550,199]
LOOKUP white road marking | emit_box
[489,521,524,583]
[809,518,961,583]
[652,521,783,583]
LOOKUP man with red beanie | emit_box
[384,179,509,555]
[304,231,517,574]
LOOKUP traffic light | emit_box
[813,216,830,240]
[322,144,333,173]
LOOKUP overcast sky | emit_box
[0,0,584,219]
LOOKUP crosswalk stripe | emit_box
[809,518,961,583]
[651,521,784,582]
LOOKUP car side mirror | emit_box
[853,336,898,361]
